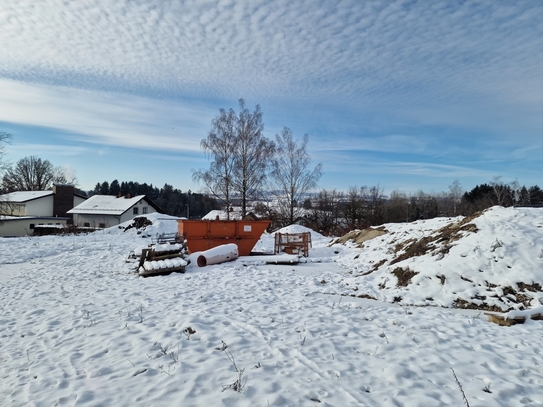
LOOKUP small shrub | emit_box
[124,217,153,232]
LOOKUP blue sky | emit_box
[1,0,542,196]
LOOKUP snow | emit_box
[1,207,543,406]
[0,190,53,202]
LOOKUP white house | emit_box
[0,185,87,237]
[68,194,162,229]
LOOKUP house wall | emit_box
[74,195,86,207]
[72,214,123,229]
[125,198,158,219]
[0,202,25,216]
[72,199,158,229]
[0,218,67,237]
[25,196,54,216]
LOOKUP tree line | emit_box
[288,178,543,236]
[2,124,542,236]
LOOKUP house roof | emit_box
[0,191,53,203]
[202,209,242,220]
[0,189,87,202]
[67,195,160,216]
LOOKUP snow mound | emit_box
[274,224,330,245]
[334,206,543,311]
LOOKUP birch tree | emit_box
[193,107,237,219]
[193,99,274,219]
[270,127,322,225]
[0,131,11,178]
[232,99,274,218]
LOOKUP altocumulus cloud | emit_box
[1,0,541,111]
[0,0,542,192]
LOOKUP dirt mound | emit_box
[335,226,387,247]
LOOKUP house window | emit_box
[84,222,90,227]
[142,207,148,214]
[99,223,106,228]
[29,224,35,229]
[133,207,139,215]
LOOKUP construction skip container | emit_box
[177,219,271,256]
[196,243,239,267]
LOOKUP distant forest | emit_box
[297,181,543,236]
[87,179,543,235]
[89,180,219,219]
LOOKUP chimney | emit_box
[53,184,75,219]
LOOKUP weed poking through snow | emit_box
[451,367,470,407]
[220,341,246,393]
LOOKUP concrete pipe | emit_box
[197,243,239,267]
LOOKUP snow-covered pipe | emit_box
[197,243,239,267]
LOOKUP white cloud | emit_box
[1,0,541,119]
[0,78,210,153]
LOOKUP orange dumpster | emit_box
[178,219,271,256]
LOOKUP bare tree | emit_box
[2,156,62,192]
[232,99,275,218]
[344,186,368,230]
[448,180,463,216]
[270,127,323,225]
[0,132,12,178]
[508,179,521,205]
[387,189,409,223]
[193,107,237,219]
[490,176,507,206]
[193,99,274,219]
[53,165,77,186]
[310,188,344,235]
[363,185,387,225]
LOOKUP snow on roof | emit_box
[0,191,53,202]
[201,209,243,220]
[67,195,147,215]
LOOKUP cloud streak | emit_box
[0,78,210,153]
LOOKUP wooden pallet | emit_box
[137,246,187,277]
[274,232,312,257]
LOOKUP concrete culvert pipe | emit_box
[197,243,239,267]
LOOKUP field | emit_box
[1,207,543,406]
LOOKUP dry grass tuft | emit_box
[454,298,504,313]
[392,267,418,287]
[390,214,481,264]
[517,282,543,292]
[390,237,435,265]
[335,226,388,247]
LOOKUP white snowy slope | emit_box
[334,206,543,312]
[1,208,542,407]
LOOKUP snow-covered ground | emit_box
[1,207,543,406]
